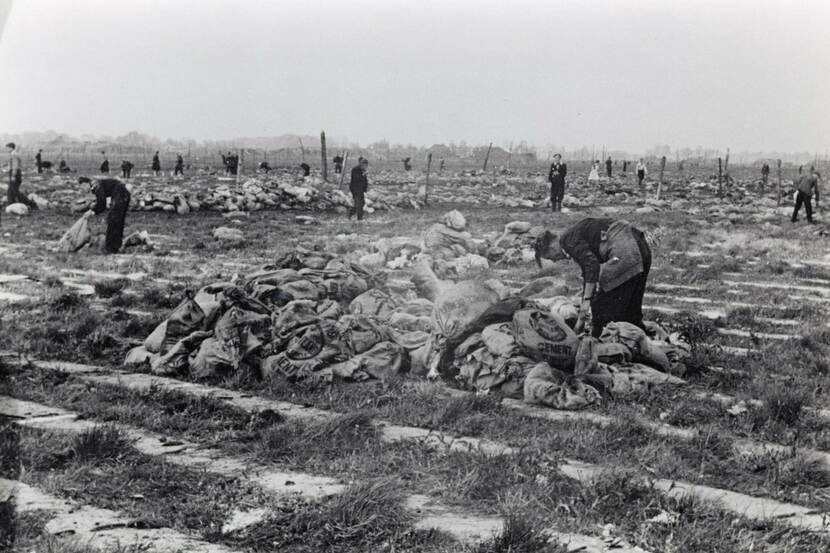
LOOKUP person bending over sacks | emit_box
[534,217,652,337]
[80,176,131,254]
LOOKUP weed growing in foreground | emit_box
[475,514,559,553]
[70,424,132,463]
[753,387,811,427]
[93,278,130,298]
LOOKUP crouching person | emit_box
[534,217,652,337]
[80,177,131,254]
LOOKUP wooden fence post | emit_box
[320,131,328,182]
[339,152,349,187]
[657,156,666,200]
[482,142,493,172]
[425,153,432,205]
[777,159,782,206]
[717,157,723,197]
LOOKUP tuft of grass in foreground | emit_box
[475,514,559,553]
[93,278,130,298]
[752,387,811,428]
[70,425,132,463]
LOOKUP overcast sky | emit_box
[0,0,827,154]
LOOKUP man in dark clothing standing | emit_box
[300,162,311,177]
[534,217,652,337]
[333,154,343,174]
[35,150,43,173]
[605,157,613,178]
[792,166,820,224]
[761,163,770,193]
[121,160,133,178]
[152,151,161,176]
[174,154,184,176]
[402,157,412,171]
[349,158,369,221]
[6,143,37,210]
[622,160,628,173]
[100,152,110,174]
[548,153,567,212]
[81,176,131,254]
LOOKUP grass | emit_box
[475,515,558,553]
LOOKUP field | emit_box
[2,165,830,553]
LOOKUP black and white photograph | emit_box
[1,0,829,551]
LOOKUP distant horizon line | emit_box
[1,129,827,162]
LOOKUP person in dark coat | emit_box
[548,153,567,212]
[151,151,161,176]
[792,166,821,224]
[81,177,131,254]
[121,160,133,178]
[333,154,343,174]
[349,158,369,220]
[100,152,110,174]
[300,162,311,177]
[402,157,412,171]
[35,149,43,173]
[605,157,613,178]
[534,217,652,337]
[58,160,71,173]
[761,162,770,192]
[174,154,184,176]
[6,142,37,210]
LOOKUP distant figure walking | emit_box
[35,149,43,173]
[333,154,343,174]
[300,162,311,177]
[152,151,161,176]
[636,159,647,187]
[548,153,567,212]
[100,151,110,174]
[121,160,134,178]
[80,176,131,254]
[792,166,820,224]
[622,160,629,173]
[6,142,37,210]
[349,158,369,221]
[588,161,600,182]
[605,157,613,178]
[402,157,412,171]
[761,162,770,192]
[439,157,446,171]
[174,154,184,176]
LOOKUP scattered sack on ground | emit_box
[213,226,245,244]
[523,362,600,410]
[5,203,29,216]
[513,308,579,371]
[56,215,92,253]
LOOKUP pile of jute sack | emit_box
[125,242,690,410]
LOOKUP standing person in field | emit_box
[534,217,652,337]
[636,158,647,187]
[121,160,133,178]
[80,176,131,254]
[6,143,37,210]
[548,153,567,212]
[622,160,628,173]
[761,162,770,192]
[605,156,613,178]
[791,166,821,224]
[100,152,110,174]
[300,162,311,177]
[151,151,161,176]
[35,149,43,173]
[349,157,369,221]
[402,157,412,171]
[333,154,343,174]
[439,157,446,171]
[174,154,184,176]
